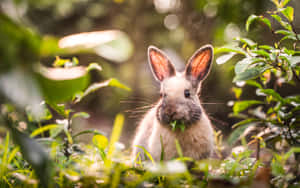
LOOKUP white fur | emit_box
[131,76,214,161]
[131,45,215,161]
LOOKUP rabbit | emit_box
[131,45,215,161]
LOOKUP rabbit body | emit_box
[132,45,215,161]
[133,107,214,161]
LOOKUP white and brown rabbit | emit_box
[132,45,215,161]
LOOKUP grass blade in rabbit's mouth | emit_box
[170,120,185,132]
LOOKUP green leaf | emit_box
[50,124,64,138]
[232,87,242,99]
[260,17,272,30]
[40,36,66,57]
[275,29,294,36]
[30,124,59,138]
[288,56,300,67]
[233,66,270,82]
[108,78,131,91]
[214,46,246,55]
[271,155,285,175]
[281,6,294,22]
[46,102,69,118]
[96,32,134,63]
[256,89,285,103]
[72,129,105,139]
[246,15,258,31]
[232,118,260,128]
[233,100,263,114]
[71,112,90,120]
[234,57,252,74]
[246,15,271,31]
[284,147,300,160]
[252,50,270,58]
[280,34,297,41]
[259,45,274,50]
[235,37,257,48]
[0,68,45,119]
[271,14,292,31]
[10,127,53,187]
[63,169,80,182]
[86,63,102,73]
[93,134,109,150]
[271,0,280,7]
[275,30,297,41]
[26,103,52,122]
[228,124,251,146]
[280,0,291,7]
[216,52,236,65]
[74,78,130,103]
[246,80,263,89]
[36,65,90,103]
[64,128,73,145]
[0,14,41,72]
[58,30,134,63]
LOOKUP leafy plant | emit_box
[216,0,300,186]
[217,0,300,147]
[0,11,130,187]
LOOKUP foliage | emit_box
[216,0,300,186]
[0,9,130,187]
[0,0,300,187]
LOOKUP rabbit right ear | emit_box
[185,45,213,88]
[148,46,176,82]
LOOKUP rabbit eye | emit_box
[184,89,190,98]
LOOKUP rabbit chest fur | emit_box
[132,45,215,161]
[132,106,214,161]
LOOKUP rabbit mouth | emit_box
[156,105,202,127]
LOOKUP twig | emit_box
[256,139,260,161]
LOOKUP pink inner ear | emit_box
[149,50,170,81]
[190,49,211,79]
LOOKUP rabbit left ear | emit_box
[148,46,176,82]
[185,45,213,87]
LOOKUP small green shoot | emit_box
[170,120,185,132]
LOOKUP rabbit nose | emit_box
[162,104,182,120]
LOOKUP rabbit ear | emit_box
[185,45,213,87]
[148,46,176,82]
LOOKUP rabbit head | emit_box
[148,45,213,127]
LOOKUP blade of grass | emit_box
[8,147,19,164]
[175,139,183,158]
[111,164,121,188]
[105,113,124,167]
[160,135,164,161]
[0,132,10,176]
[135,146,155,165]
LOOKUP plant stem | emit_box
[256,139,260,161]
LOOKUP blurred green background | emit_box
[1,0,300,145]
